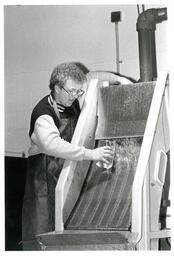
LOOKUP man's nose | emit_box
[71,94,78,99]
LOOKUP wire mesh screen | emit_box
[95,82,155,139]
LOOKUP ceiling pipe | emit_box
[136,8,167,82]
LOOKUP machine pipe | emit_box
[136,8,167,82]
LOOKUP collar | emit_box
[48,94,65,113]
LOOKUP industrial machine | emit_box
[29,7,170,250]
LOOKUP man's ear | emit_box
[54,85,61,94]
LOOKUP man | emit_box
[22,62,115,246]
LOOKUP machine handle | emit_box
[153,149,167,187]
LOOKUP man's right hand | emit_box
[91,146,114,165]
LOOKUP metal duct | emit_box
[136,8,167,82]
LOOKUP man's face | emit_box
[56,79,85,107]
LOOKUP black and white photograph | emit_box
[2,0,172,253]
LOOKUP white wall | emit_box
[4,4,168,157]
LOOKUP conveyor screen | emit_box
[65,137,142,230]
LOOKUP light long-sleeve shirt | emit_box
[29,114,93,160]
[28,94,93,160]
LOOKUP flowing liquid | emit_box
[96,158,114,169]
[96,137,142,171]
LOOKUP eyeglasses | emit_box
[61,87,85,98]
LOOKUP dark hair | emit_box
[49,62,87,90]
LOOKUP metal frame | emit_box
[130,71,170,250]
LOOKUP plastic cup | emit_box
[96,139,116,170]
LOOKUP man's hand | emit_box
[91,146,114,165]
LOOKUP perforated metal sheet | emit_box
[95,82,155,139]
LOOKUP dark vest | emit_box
[22,96,80,242]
